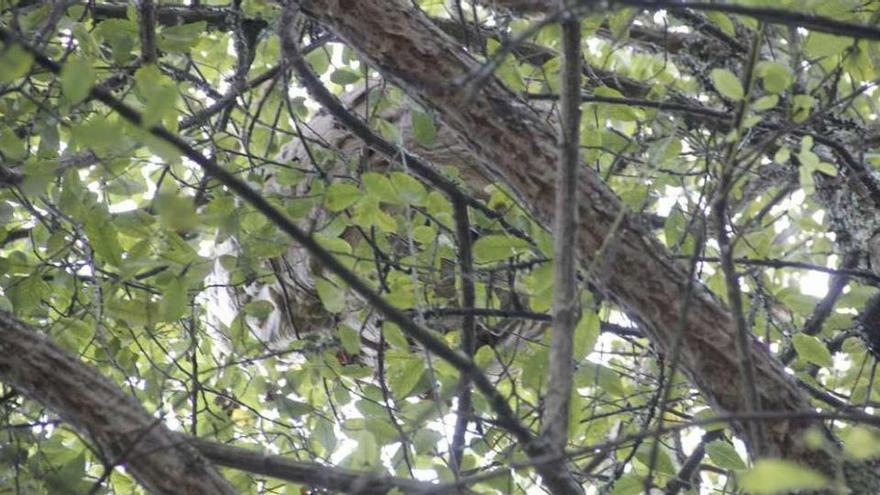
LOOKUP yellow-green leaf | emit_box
[792,333,833,368]
[315,278,345,313]
[705,440,747,471]
[325,182,361,212]
[0,45,33,83]
[472,235,531,263]
[739,459,828,494]
[61,57,95,103]
[711,68,744,101]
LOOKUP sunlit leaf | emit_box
[0,44,33,82]
[472,235,532,263]
[61,57,94,103]
[711,68,744,101]
[792,333,834,368]
[705,440,747,471]
[739,459,828,494]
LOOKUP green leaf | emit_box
[634,442,677,476]
[705,440,747,470]
[349,431,379,469]
[83,213,123,265]
[0,44,33,83]
[354,198,398,232]
[791,94,816,123]
[842,427,880,460]
[278,398,313,417]
[0,129,27,161]
[325,182,361,212]
[705,12,735,37]
[710,68,744,101]
[411,111,437,146]
[160,277,187,322]
[362,172,396,203]
[388,354,426,398]
[792,334,834,368]
[594,86,642,121]
[158,22,207,53]
[339,325,361,355]
[107,297,159,327]
[752,94,779,111]
[71,117,126,155]
[155,193,198,232]
[576,363,625,397]
[330,68,361,85]
[739,459,828,494]
[572,309,599,359]
[61,57,95,103]
[382,322,409,348]
[472,235,531,263]
[244,300,274,320]
[756,61,792,94]
[804,32,852,59]
[8,275,49,313]
[610,474,643,495]
[134,64,179,127]
[94,18,138,64]
[390,172,426,206]
[306,49,330,75]
[315,278,345,313]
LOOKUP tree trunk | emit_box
[294,0,868,480]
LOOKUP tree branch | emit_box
[294,0,844,474]
[450,198,476,472]
[487,0,880,41]
[0,311,236,495]
[543,4,581,460]
[187,435,453,494]
[0,23,547,486]
[137,0,158,64]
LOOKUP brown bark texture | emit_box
[296,0,839,471]
[0,311,237,495]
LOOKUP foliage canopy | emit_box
[4,0,880,494]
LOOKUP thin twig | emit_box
[542,4,582,460]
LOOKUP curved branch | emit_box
[0,311,236,495]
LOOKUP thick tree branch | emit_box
[0,311,236,495]
[0,24,571,492]
[0,310,459,494]
[294,0,847,474]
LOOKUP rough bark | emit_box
[0,311,237,495]
[296,0,848,475]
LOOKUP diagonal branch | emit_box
[0,309,460,494]
[293,0,846,474]
[0,311,237,495]
[0,23,579,492]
